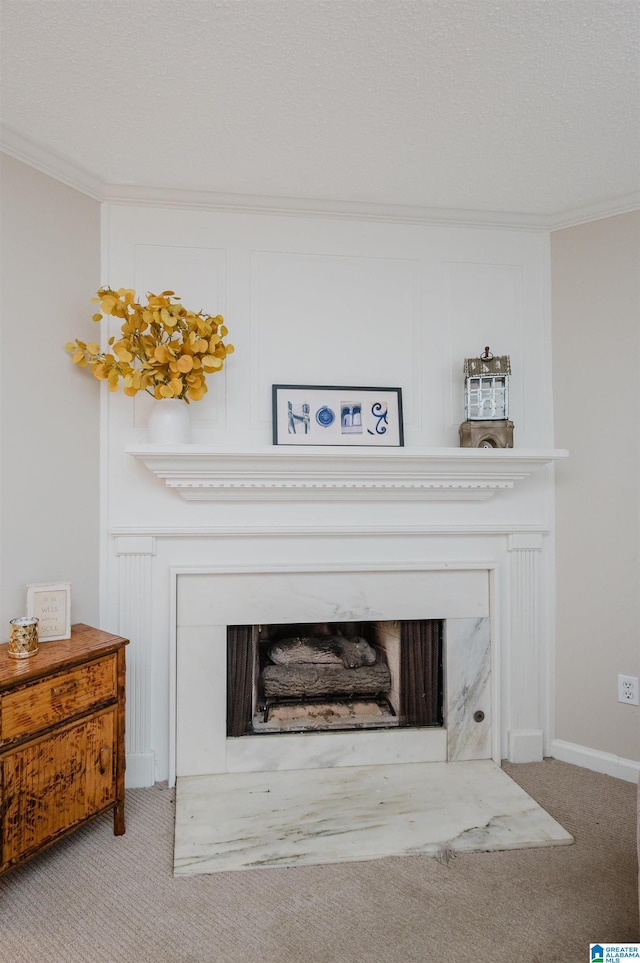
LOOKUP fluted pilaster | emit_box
[115,536,155,786]
[507,533,543,762]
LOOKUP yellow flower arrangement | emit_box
[66,287,234,402]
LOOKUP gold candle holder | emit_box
[8,617,39,659]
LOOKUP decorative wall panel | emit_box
[442,262,524,435]
[250,251,421,430]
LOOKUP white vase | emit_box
[146,398,192,444]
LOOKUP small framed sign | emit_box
[272,385,404,446]
[26,582,72,641]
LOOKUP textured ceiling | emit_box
[1,0,639,218]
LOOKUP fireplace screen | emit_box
[227,620,443,736]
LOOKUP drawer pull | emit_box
[99,746,111,775]
[51,679,79,698]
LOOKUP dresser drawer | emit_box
[1,708,117,868]
[0,655,117,743]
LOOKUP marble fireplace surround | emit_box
[175,566,494,781]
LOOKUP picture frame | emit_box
[272,385,404,447]
[26,581,72,641]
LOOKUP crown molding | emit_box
[549,191,640,231]
[102,184,551,231]
[104,186,639,232]
[126,445,568,503]
[0,125,105,201]
[2,126,637,229]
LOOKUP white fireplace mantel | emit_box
[126,445,568,502]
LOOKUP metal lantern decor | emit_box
[459,347,514,448]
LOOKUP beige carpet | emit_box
[0,759,638,963]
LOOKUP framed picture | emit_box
[272,385,404,447]
[26,581,72,641]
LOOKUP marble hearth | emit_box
[174,761,572,875]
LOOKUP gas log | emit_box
[262,662,391,699]
[268,633,377,669]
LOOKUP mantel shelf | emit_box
[126,445,568,502]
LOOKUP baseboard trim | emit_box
[550,739,640,784]
[125,752,156,788]
[508,729,544,763]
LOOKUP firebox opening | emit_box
[227,620,444,737]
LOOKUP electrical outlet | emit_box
[618,675,639,706]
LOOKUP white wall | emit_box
[551,212,640,769]
[102,204,553,453]
[0,156,101,630]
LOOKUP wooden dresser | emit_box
[0,624,128,874]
